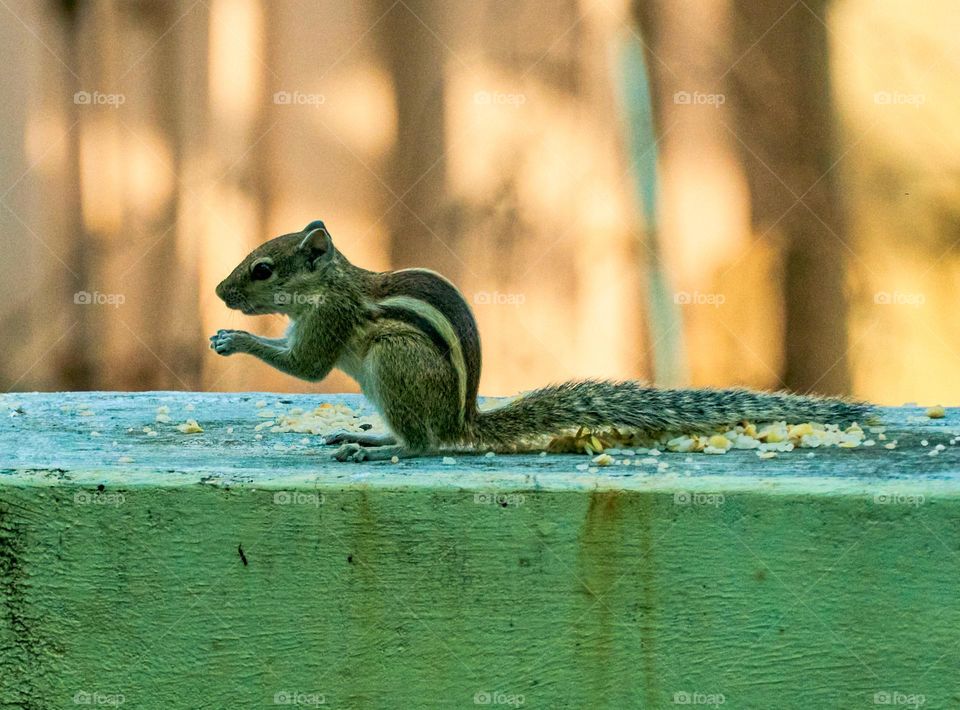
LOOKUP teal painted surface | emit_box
[2,393,960,708]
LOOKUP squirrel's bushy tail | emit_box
[471,379,872,449]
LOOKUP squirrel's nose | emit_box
[215,280,228,301]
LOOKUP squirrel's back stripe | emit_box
[374,294,469,420]
[374,269,481,421]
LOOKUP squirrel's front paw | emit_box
[333,443,368,463]
[209,329,250,356]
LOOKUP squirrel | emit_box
[211,221,872,462]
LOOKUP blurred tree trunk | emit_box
[114,0,198,390]
[729,0,851,395]
[56,0,97,389]
[636,0,851,395]
[374,0,453,274]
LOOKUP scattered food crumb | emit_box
[255,400,267,408]
[484,451,496,458]
[118,456,134,464]
[177,419,203,434]
[390,456,399,464]
[926,405,946,419]
[592,453,614,466]
[442,456,456,465]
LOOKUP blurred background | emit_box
[1,0,957,404]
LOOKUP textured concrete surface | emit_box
[1,392,958,708]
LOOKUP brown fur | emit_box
[212,222,873,461]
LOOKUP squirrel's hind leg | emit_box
[333,443,419,462]
[323,430,397,447]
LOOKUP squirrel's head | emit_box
[215,220,340,315]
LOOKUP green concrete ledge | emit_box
[1,392,959,709]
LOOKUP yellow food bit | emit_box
[592,453,614,466]
[176,419,203,434]
[763,431,783,443]
[926,405,946,419]
[590,435,603,453]
[757,451,777,459]
[884,442,897,450]
[708,434,731,450]
[789,423,814,438]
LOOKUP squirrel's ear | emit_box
[298,224,332,268]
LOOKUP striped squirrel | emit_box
[211,221,871,462]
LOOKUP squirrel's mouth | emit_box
[236,302,264,315]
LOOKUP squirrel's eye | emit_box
[251,262,273,281]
